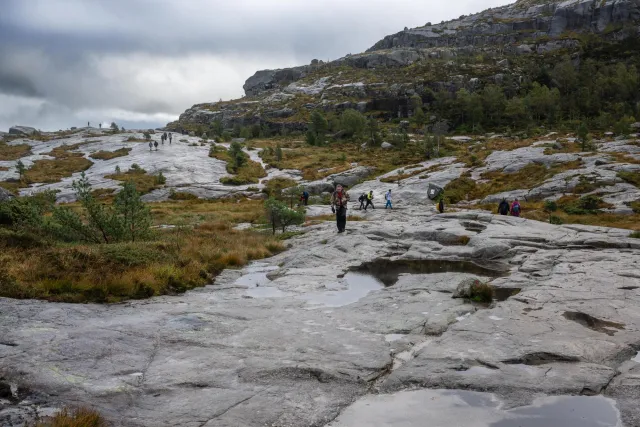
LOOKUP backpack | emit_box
[367,193,373,200]
[359,194,365,202]
[303,191,309,198]
[512,204,521,215]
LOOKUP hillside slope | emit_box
[168,0,640,136]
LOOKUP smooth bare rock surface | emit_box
[1,205,639,426]
[0,130,301,202]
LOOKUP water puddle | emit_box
[563,311,625,336]
[385,334,405,343]
[235,263,283,299]
[300,272,384,308]
[632,352,640,363]
[352,259,509,287]
[328,389,621,427]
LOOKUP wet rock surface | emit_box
[1,206,639,426]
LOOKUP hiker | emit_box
[88,121,90,127]
[438,198,444,214]
[161,134,165,145]
[154,140,159,151]
[385,190,393,209]
[169,133,172,144]
[149,141,153,151]
[302,190,309,206]
[99,123,102,129]
[330,185,350,233]
[364,191,375,211]
[511,198,522,217]
[498,198,510,216]
[358,193,366,210]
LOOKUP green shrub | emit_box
[549,215,564,225]
[618,171,640,187]
[544,200,558,212]
[264,198,306,234]
[469,280,494,303]
[630,231,640,238]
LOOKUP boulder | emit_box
[9,126,36,136]
[516,44,533,54]
[452,278,479,299]
[304,180,336,195]
[0,187,14,202]
[497,59,509,68]
[328,166,376,188]
[381,142,394,149]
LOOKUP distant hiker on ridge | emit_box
[331,184,350,233]
[364,191,375,211]
[154,140,159,151]
[169,133,173,144]
[498,198,510,216]
[511,199,522,217]
[358,193,366,210]
[149,141,153,151]
[301,189,309,206]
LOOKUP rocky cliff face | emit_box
[370,0,640,51]
[167,0,640,134]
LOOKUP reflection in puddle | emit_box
[328,389,621,427]
[353,259,509,287]
[235,263,282,299]
[494,395,620,427]
[385,334,405,342]
[300,273,384,308]
[246,286,286,298]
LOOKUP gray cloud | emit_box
[0,0,512,131]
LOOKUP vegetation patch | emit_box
[169,190,199,201]
[214,142,267,186]
[0,142,32,160]
[90,148,132,160]
[469,280,494,303]
[33,407,106,427]
[445,161,582,204]
[618,171,640,187]
[106,164,165,194]
[0,183,284,303]
[24,144,93,184]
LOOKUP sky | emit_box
[0,0,512,132]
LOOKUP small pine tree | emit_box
[306,130,317,146]
[114,181,151,242]
[229,141,246,171]
[110,122,119,132]
[143,132,151,141]
[577,122,590,151]
[15,160,26,182]
[156,172,166,185]
[115,165,121,175]
[275,143,283,162]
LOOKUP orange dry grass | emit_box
[33,407,106,427]
[0,200,284,303]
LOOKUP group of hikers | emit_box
[328,186,522,234]
[149,132,173,151]
[498,198,522,217]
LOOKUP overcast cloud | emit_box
[0,0,512,131]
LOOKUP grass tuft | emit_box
[90,148,132,160]
[33,407,106,427]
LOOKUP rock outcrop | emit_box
[8,126,37,136]
[0,187,13,202]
